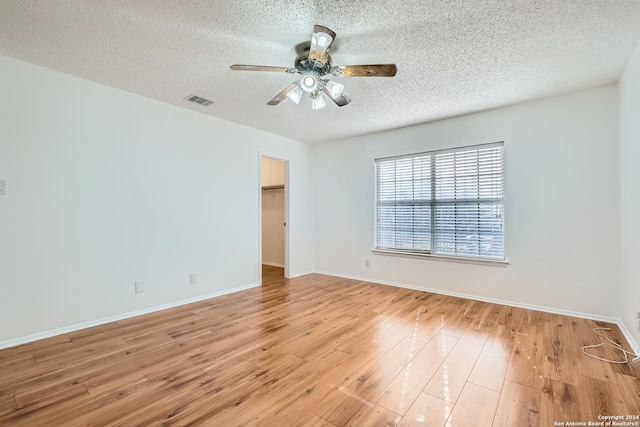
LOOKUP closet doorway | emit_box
[261,156,288,280]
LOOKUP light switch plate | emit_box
[135,280,145,294]
[0,179,5,195]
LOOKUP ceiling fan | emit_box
[230,25,397,109]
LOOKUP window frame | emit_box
[373,142,507,265]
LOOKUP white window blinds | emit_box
[375,142,504,260]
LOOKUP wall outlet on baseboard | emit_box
[365,259,370,268]
[190,273,197,284]
[135,280,145,294]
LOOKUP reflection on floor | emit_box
[0,272,638,426]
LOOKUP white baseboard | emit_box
[316,270,619,322]
[288,270,315,279]
[316,270,640,357]
[262,262,285,268]
[4,271,638,360]
[617,320,640,358]
[0,282,260,350]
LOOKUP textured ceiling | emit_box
[1,1,639,144]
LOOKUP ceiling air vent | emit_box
[185,94,213,106]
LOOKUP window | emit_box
[375,142,504,261]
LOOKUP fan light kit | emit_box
[230,25,397,109]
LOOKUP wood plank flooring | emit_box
[0,265,638,426]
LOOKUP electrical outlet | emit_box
[0,179,5,195]
[135,280,145,294]
[190,273,197,284]
[365,259,370,268]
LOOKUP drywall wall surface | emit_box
[0,55,314,343]
[619,41,640,349]
[313,86,619,318]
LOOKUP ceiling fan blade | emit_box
[267,82,298,106]
[338,64,398,77]
[230,65,294,73]
[322,87,351,107]
[308,25,336,65]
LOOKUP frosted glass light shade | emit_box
[324,80,344,97]
[311,32,333,58]
[287,85,303,104]
[311,94,326,110]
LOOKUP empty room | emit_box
[1,1,640,426]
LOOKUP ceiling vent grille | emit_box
[185,94,213,106]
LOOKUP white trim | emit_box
[262,262,285,268]
[4,272,637,359]
[372,249,509,267]
[284,161,290,279]
[316,270,639,356]
[259,153,290,279]
[617,320,640,358]
[0,282,260,350]
[258,152,263,285]
[288,270,315,279]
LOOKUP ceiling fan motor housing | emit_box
[295,55,332,76]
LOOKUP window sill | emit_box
[371,249,510,267]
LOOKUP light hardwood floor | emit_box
[1,266,639,426]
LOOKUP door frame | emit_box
[259,153,289,281]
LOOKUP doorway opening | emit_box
[260,156,288,281]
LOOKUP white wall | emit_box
[0,55,314,345]
[313,87,620,318]
[0,50,632,347]
[619,41,640,350]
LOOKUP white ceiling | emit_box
[1,1,639,144]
